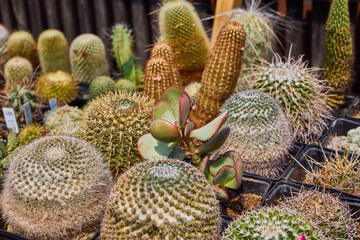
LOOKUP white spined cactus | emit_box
[0,24,9,70]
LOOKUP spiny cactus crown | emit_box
[101,158,220,239]
[44,105,85,131]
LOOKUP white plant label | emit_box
[2,108,19,133]
[23,102,33,125]
[49,98,58,110]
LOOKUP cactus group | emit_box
[44,105,85,131]
[1,136,113,240]
[4,57,33,90]
[322,0,353,109]
[37,29,71,73]
[6,30,38,67]
[70,33,109,84]
[190,22,246,127]
[101,158,220,239]
[88,76,115,99]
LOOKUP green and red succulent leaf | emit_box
[150,119,182,143]
[197,127,230,153]
[190,111,228,141]
[137,133,177,159]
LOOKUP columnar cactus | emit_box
[1,136,113,240]
[0,24,9,72]
[215,90,293,178]
[111,24,143,86]
[250,54,331,144]
[37,29,71,73]
[70,33,109,84]
[6,30,38,67]
[190,22,246,127]
[4,57,33,90]
[101,158,221,239]
[44,105,85,131]
[88,76,115,99]
[159,0,210,85]
[322,0,353,109]
[36,71,78,106]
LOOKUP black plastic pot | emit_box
[334,94,358,117]
[68,98,90,108]
[346,95,360,119]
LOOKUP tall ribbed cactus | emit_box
[4,57,33,90]
[0,24,9,74]
[322,0,353,109]
[159,0,210,85]
[6,30,38,67]
[70,33,109,84]
[37,29,71,73]
[111,24,143,86]
[190,22,246,127]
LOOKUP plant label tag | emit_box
[49,98,58,110]
[2,108,19,133]
[23,102,33,125]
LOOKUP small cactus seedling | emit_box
[4,57,33,90]
[44,105,85,131]
[101,158,221,239]
[341,126,360,154]
[37,29,71,73]
[0,24,9,73]
[114,79,136,91]
[88,76,115,99]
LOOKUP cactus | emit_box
[70,33,109,84]
[48,121,84,138]
[111,24,143,86]
[18,123,46,146]
[4,57,33,90]
[144,57,175,101]
[322,0,353,109]
[101,158,220,239]
[6,30,38,67]
[184,82,201,106]
[342,127,360,154]
[159,0,210,85]
[37,29,71,73]
[221,207,325,240]
[44,105,85,131]
[0,24,9,75]
[6,130,18,153]
[114,79,136,91]
[83,91,154,176]
[150,42,181,87]
[190,22,246,127]
[286,190,359,239]
[88,76,115,99]
[36,71,78,106]
[250,54,331,144]
[214,90,293,178]
[1,136,113,240]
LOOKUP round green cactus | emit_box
[101,158,220,239]
[114,78,136,91]
[44,105,85,131]
[216,90,293,178]
[6,30,38,67]
[4,57,33,90]
[1,136,113,240]
[37,29,71,73]
[70,33,109,84]
[18,123,45,146]
[89,76,115,98]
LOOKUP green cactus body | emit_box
[49,121,84,138]
[0,24,9,73]
[70,34,109,84]
[83,91,154,176]
[222,207,325,240]
[322,0,353,109]
[114,79,136,91]
[159,0,210,85]
[215,90,293,178]
[342,126,360,154]
[89,76,115,98]
[111,24,143,86]
[6,30,38,67]
[37,29,71,73]
[37,71,78,106]
[1,136,112,240]
[251,55,331,144]
[4,57,33,90]
[184,82,201,106]
[190,22,246,127]
[101,158,220,239]
[18,123,45,146]
[0,139,7,160]
[6,130,19,153]
[44,105,85,131]
[150,42,181,87]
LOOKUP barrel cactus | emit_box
[0,24,9,73]
[4,57,33,90]
[1,136,113,240]
[48,121,84,139]
[101,158,220,239]
[44,105,85,131]
[6,30,38,67]
[114,79,136,91]
[88,76,115,99]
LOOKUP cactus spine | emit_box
[70,34,109,84]
[4,57,33,90]
[6,30,38,67]
[159,0,210,85]
[322,0,353,109]
[190,22,246,127]
[37,29,71,73]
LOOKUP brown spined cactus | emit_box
[190,22,246,127]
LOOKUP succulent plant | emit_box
[111,24,143,86]
[0,138,7,160]
[6,129,19,153]
[48,121,84,139]
[114,78,136,91]
[0,24,9,74]
[88,76,115,99]
[322,0,353,109]
[285,189,359,239]
[44,105,85,131]
[222,206,325,240]
[184,82,201,106]
[18,123,46,146]
[4,57,33,90]
[214,90,293,178]
[83,91,154,176]
[190,22,246,127]
[101,158,220,239]
[250,54,331,144]
[341,126,360,154]
[37,29,71,73]
[6,30,39,67]
[1,136,113,240]
[36,71,78,106]
[159,0,210,85]
[70,33,109,84]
